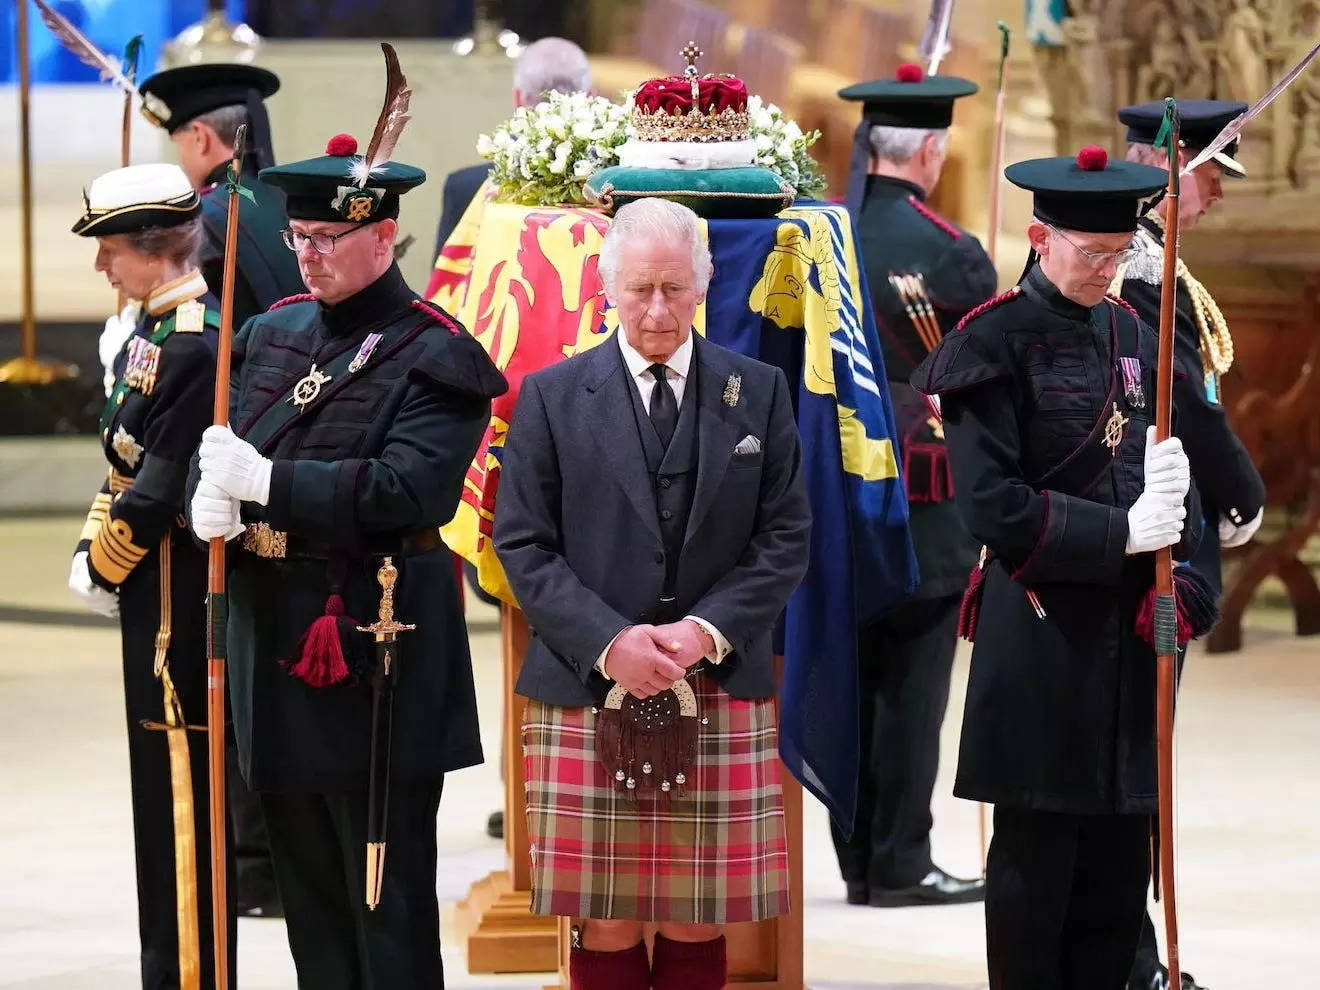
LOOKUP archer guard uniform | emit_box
[71,164,236,990]
[189,130,506,989]
[834,65,996,905]
[913,151,1202,990]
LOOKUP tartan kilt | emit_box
[522,672,790,924]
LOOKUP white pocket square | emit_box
[733,435,762,456]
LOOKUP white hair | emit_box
[868,125,948,165]
[598,198,714,301]
[1126,142,1168,167]
[513,37,592,99]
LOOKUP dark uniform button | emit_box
[660,509,673,520]
[659,477,672,489]
[654,551,664,564]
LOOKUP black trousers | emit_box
[986,806,1150,990]
[260,781,445,990]
[226,736,278,909]
[830,595,960,888]
[1129,910,1161,982]
[119,541,236,990]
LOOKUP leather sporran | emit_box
[596,679,699,798]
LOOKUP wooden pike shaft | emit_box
[1154,118,1181,990]
[205,124,248,990]
[17,0,36,361]
[119,73,131,312]
[986,88,1008,264]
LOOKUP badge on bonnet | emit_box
[596,678,699,798]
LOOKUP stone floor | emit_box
[1,514,1318,988]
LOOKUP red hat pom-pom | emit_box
[896,63,925,83]
[325,133,358,156]
[1076,145,1109,171]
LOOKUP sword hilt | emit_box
[357,556,417,639]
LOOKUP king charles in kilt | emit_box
[495,198,812,990]
[187,51,507,988]
[68,162,236,988]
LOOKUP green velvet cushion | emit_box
[584,165,795,218]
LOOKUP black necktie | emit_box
[647,363,677,447]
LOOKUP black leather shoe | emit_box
[487,810,504,840]
[868,866,985,907]
[844,881,868,905]
[1127,965,1209,990]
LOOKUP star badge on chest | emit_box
[111,425,144,469]
[1102,402,1129,457]
[290,363,332,410]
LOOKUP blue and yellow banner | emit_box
[429,200,917,832]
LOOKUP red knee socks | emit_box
[569,940,650,990]
[650,933,727,990]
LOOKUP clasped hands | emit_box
[604,620,715,699]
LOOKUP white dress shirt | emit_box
[595,332,733,679]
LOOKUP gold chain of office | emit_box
[1149,212,1235,382]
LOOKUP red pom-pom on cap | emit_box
[896,63,925,83]
[1076,145,1108,171]
[325,133,358,156]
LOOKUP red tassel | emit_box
[284,594,354,687]
[958,553,989,642]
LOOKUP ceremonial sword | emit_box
[358,556,415,910]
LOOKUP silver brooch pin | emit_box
[722,373,741,407]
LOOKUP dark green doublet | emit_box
[200,265,506,793]
[858,174,997,599]
[913,267,1202,814]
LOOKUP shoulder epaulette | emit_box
[954,286,1021,332]
[1106,293,1142,323]
[266,293,316,312]
[907,195,960,239]
[411,299,460,336]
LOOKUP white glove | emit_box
[1142,426,1190,498]
[1126,488,1188,555]
[68,550,119,618]
[1220,507,1264,549]
[198,425,273,505]
[99,302,140,397]
[190,480,245,541]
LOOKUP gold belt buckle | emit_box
[242,522,287,559]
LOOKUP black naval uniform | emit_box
[76,273,237,989]
[138,60,307,918]
[199,263,506,988]
[199,158,306,333]
[913,265,1202,989]
[1118,217,1264,593]
[831,175,997,898]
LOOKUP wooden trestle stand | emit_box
[458,605,805,989]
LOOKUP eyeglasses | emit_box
[281,223,373,256]
[1045,224,1139,267]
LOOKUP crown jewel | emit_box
[631,43,751,143]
